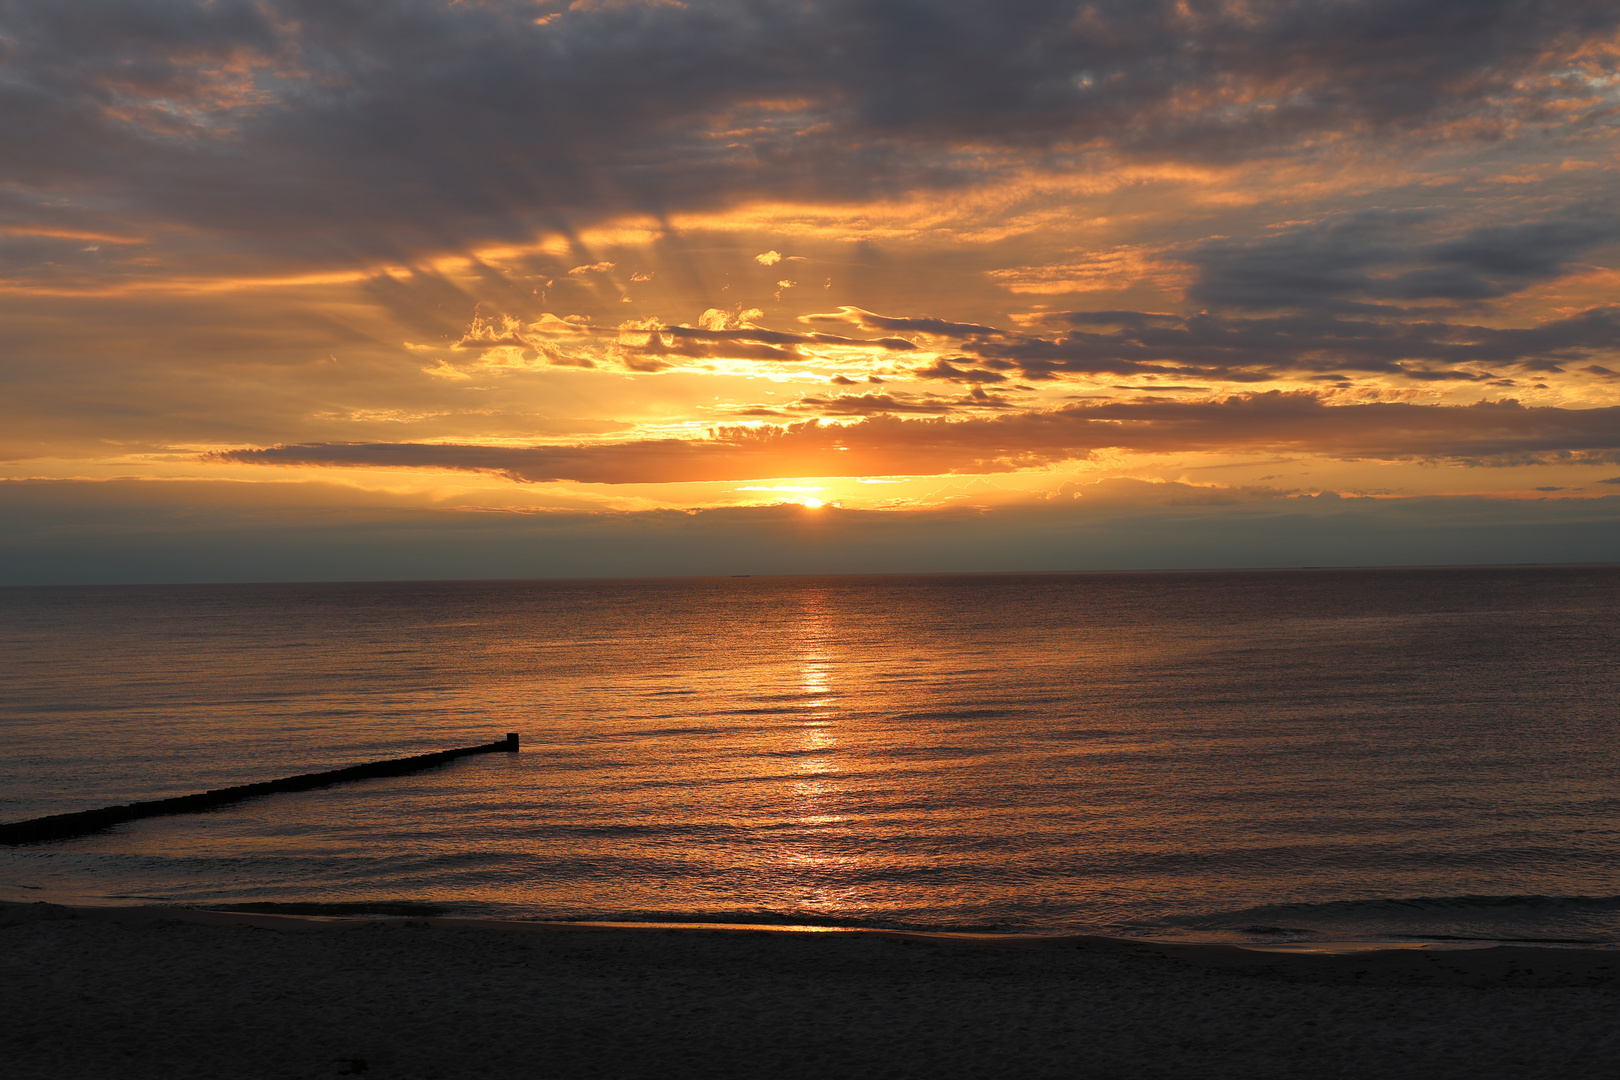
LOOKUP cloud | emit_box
[802,307,1003,338]
[210,394,1620,484]
[11,0,1610,273]
[449,292,1620,384]
[981,305,1620,382]
[440,308,934,371]
[1184,211,1620,310]
[989,246,1191,295]
[913,359,1009,384]
[787,392,954,416]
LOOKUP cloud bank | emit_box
[212,394,1620,484]
[4,478,1618,585]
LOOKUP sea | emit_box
[2,567,1617,947]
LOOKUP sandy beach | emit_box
[3,901,1617,1079]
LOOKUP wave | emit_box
[1166,895,1620,944]
[518,909,1007,932]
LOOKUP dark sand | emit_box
[3,901,1618,1079]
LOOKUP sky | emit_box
[3,0,1620,583]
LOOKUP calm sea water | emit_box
[2,568,1618,945]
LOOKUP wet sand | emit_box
[3,901,1618,1078]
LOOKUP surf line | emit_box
[0,733,520,845]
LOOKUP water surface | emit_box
[3,567,1617,944]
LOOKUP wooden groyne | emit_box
[0,733,519,846]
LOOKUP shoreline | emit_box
[6,900,1619,1078]
[9,899,1620,988]
[8,891,1619,953]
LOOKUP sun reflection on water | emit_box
[777,592,857,914]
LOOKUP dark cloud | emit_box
[1183,211,1427,311]
[211,393,1620,484]
[1112,385,1209,392]
[985,305,1620,382]
[1184,211,1620,311]
[1398,218,1620,300]
[6,0,1614,269]
[913,358,1009,383]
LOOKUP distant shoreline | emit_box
[5,560,1619,591]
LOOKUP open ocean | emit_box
[2,567,1618,946]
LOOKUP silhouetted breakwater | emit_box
[0,733,519,845]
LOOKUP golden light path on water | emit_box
[787,591,845,916]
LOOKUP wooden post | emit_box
[505,732,520,751]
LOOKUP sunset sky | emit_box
[4,0,1619,582]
